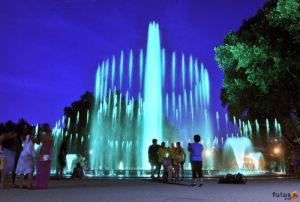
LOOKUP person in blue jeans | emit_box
[188,134,203,187]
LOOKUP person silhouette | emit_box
[188,134,204,187]
[148,139,160,178]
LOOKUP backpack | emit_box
[219,173,247,184]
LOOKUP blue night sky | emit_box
[0,0,266,125]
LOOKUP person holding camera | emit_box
[188,134,204,187]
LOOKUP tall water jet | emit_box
[172,52,176,90]
[119,51,124,90]
[139,49,144,90]
[129,50,133,89]
[142,22,163,168]
[90,66,102,171]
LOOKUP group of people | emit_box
[0,121,85,189]
[0,122,54,189]
[148,134,204,186]
[1,120,204,189]
[148,139,186,181]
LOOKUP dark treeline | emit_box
[0,119,36,136]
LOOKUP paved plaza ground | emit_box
[0,177,299,202]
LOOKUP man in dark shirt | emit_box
[148,139,160,178]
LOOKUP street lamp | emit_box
[204,149,212,157]
[273,147,280,155]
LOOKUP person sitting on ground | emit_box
[72,162,83,179]
[162,155,173,182]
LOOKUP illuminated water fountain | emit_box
[52,22,284,176]
[224,137,253,170]
[222,137,266,175]
[89,22,213,174]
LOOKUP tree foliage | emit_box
[214,0,300,145]
[63,91,95,154]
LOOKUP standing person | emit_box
[1,124,18,189]
[0,134,7,189]
[148,139,160,178]
[188,134,204,187]
[157,142,169,179]
[174,142,186,180]
[56,137,68,179]
[33,124,54,189]
[169,143,176,163]
[15,126,37,189]
[1,121,20,188]
[12,122,27,187]
[180,143,187,180]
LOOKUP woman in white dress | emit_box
[16,127,35,189]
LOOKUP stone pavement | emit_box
[0,178,299,202]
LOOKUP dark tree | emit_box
[214,0,300,146]
[63,91,95,154]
